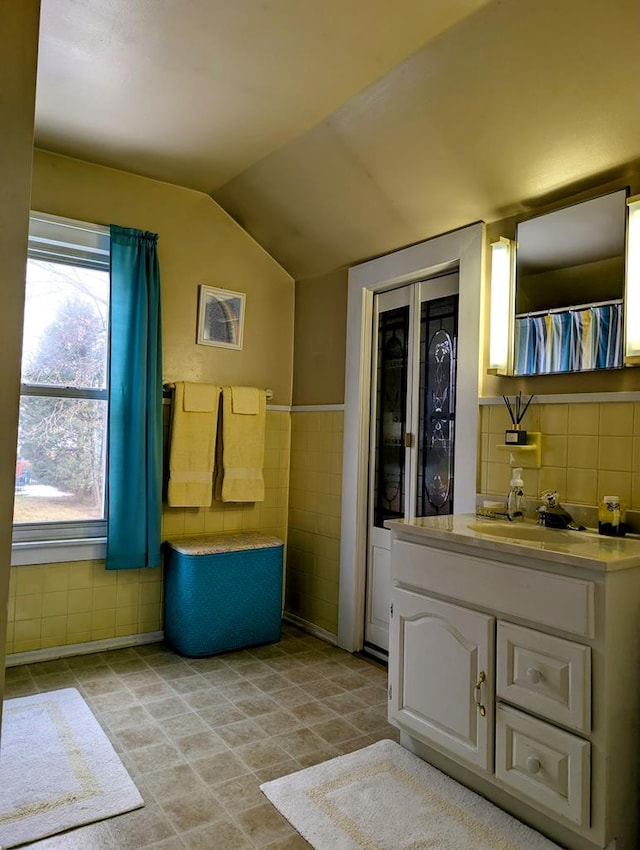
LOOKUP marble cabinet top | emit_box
[386,514,640,572]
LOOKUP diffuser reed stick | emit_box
[503,392,533,445]
[502,392,533,427]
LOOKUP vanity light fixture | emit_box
[488,237,515,375]
[625,195,640,365]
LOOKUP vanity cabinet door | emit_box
[389,589,494,772]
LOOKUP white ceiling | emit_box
[35,0,640,279]
[36,0,489,191]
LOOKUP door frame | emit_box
[337,223,485,652]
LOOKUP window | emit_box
[12,212,110,565]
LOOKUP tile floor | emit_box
[3,623,398,849]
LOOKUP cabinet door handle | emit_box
[474,670,486,717]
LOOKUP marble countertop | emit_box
[386,514,640,572]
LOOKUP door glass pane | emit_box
[14,396,108,524]
[416,295,458,517]
[373,305,409,527]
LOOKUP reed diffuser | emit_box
[503,392,533,445]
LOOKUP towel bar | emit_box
[162,383,273,400]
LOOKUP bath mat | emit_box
[260,739,562,849]
[0,687,143,848]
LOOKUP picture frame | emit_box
[196,285,245,350]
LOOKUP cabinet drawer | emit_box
[497,622,591,733]
[496,704,590,827]
[392,540,595,638]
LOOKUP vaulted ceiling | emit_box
[35,0,640,280]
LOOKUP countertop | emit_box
[386,514,640,572]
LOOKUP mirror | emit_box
[513,188,627,376]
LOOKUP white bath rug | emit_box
[261,739,562,849]
[0,687,143,848]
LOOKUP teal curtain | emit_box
[106,226,163,569]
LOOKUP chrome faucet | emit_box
[537,490,584,530]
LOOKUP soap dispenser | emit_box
[507,468,525,521]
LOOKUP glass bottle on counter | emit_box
[598,496,626,537]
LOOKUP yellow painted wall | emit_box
[5,151,294,658]
[32,150,294,402]
[0,1,40,701]
[293,268,348,406]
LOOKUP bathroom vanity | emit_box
[386,515,640,850]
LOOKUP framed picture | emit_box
[196,285,245,350]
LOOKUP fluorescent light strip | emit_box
[488,237,514,374]
[625,196,640,363]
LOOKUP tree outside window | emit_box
[14,258,109,527]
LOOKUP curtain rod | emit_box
[162,382,273,400]
[516,298,623,319]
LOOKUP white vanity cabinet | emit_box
[387,516,640,850]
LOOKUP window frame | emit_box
[12,212,110,566]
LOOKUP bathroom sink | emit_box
[468,521,591,544]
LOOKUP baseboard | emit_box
[5,631,164,668]
[7,616,340,668]
[283,611,337,646]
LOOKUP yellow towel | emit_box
[231,385,260,414]
[184,381,218,412]
[215,386,265,502]
[167,382,220,507]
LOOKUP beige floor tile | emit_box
[252,708,303,736]
[234,738,293,771]
[175,728,228,759]
[143,763,209,803]
[197,702,246,728]
[107,802,176,848]
[233,693,280,717]
[214,718,269,748]
[191,750,249,785]
[308,716,362,745]
[160,711,209,740]
[213,773,268,812]
[290,700,336,725]
[5,623,395,849]
[158,788,226,833]
[235,802,297,847]
[180,817,253,849]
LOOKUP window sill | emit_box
[11,537,107,566]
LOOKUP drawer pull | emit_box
[474,670,487,717]
[526,756,542,774]
[526,666,543,684]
